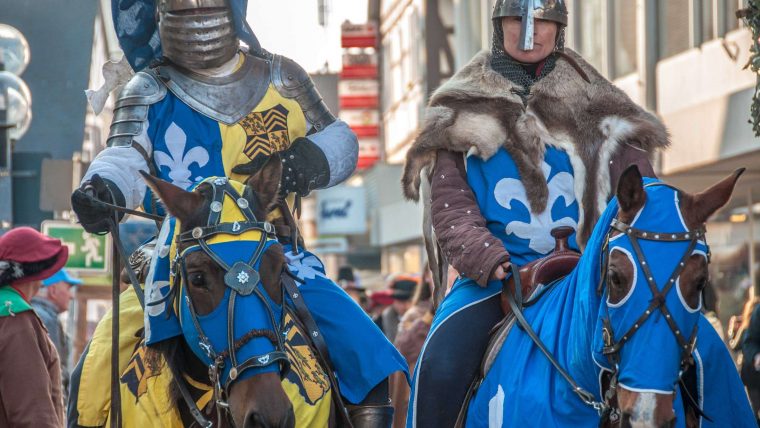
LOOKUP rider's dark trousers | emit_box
[412,293,503,427]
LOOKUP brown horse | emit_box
[143,156,338,427]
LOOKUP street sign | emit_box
[341,21,378,48]
[316,185,367,235]
[41,220,110,273]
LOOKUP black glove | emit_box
[70,174,126,234]
[232,137,330,197]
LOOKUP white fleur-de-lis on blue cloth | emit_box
[285,251,328,281]
[494,161,577,254]
[488,385,505,428]
[154,122,210,190]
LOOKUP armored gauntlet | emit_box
[232,137,330,197]
[70,174,126,234]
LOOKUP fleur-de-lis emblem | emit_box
[154,122,210,189]
[495,161,577,254]
[237,271,250,284]
[285,251,328,281]
[258,355,270,365]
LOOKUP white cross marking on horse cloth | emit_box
[488,384,505,428]
[494,161,577,254]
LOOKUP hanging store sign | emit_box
[341,22,378,48]
[341,52,378,79]
[339,80,379,109]
[316,185,367,235]
[339,109,379,138]
[358,138,381,170]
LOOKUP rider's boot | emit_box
[347,378,393,427]
[348,403,394,428]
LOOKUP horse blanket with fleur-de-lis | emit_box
[466,146,581,266]
[140,84,307,214]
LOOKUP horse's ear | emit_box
[246,154,283,213]
[683,168,744,225]
[616,165,646,215]
[140,171,204,222]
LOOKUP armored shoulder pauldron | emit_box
[272,55,336,132]
[107,71,167,148]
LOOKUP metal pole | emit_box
[0,58,12,230]
[749,188,757,298]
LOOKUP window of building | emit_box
[658,0,691,59]
[700,0,715,43]
[577,0,604,71]
[726,0,747,33]
[611,0,638,78]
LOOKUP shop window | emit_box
[612,0,638,78]
[658,0,691,59]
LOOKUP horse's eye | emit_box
[608,270,622,288]
[696,277,708,291]
[188,272,206,288]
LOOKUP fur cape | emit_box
[402,49,669,247]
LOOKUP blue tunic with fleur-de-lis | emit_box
[140,84,308,215]
[466,146,581,266]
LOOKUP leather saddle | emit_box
[500,227,581,315]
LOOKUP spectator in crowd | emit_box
[369,289,394,331]
[392,267,434,427]
[381,275,417,343]
[702,282,725,342]
[742,302,760,422]
[31,268,82,405]
[337,265,369,311]
[0,227,68,427]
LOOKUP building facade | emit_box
[0,0,117,228]
[364,0,455,276]
[372,0,759,316]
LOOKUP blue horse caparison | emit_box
[464,180,754,427]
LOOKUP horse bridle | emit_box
[600,219,703,373]
[597,183,708,422]
[172,178,290,419]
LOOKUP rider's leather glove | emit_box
[70,174,126,234]
[232,137,330,197]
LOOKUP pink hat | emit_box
[0,227,69,285]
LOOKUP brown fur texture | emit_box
[402,49,669,244]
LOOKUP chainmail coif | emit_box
[490,20,565,104]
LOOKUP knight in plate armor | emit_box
[69,1,404,426]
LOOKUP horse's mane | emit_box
[145,337,197,408]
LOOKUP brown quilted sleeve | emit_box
[431,150,510,286]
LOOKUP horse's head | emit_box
[143,156,295,428]
[599,166,743,428]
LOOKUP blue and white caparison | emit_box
[144,176,409,406]
[463,177,755,427]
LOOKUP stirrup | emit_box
[348,404,394,428]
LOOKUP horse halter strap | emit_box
[173,178,288,402]
[601,217,705,374]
